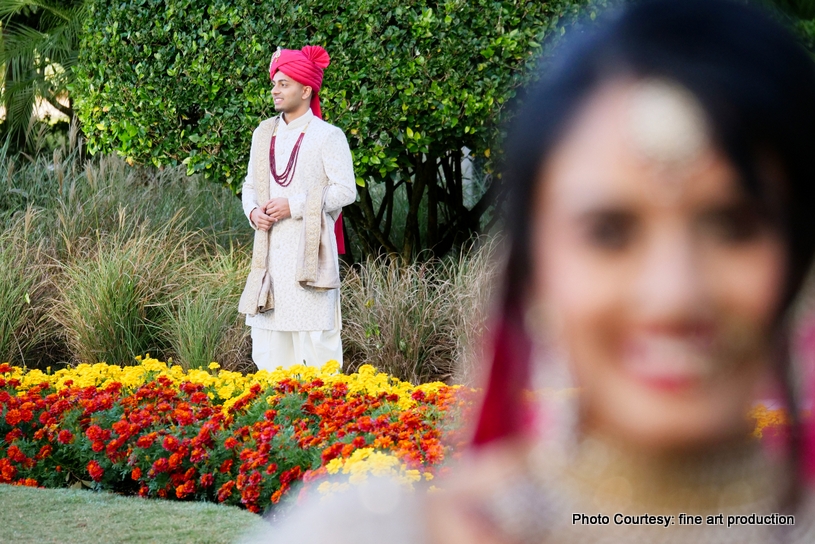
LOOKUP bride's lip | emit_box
[622,332,716,392]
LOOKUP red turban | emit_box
[269,45,331,119]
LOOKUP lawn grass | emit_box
[0,484,268,543]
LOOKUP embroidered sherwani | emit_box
[241,109,356,369]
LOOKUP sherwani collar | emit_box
[280,109,314,131]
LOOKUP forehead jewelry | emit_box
[270,47,282,72]
[625,79,711,195]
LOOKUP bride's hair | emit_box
[474,0,815,494]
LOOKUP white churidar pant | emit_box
[251,326,343,371]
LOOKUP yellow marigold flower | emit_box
[208,362,220,370]
[326,458,344,475]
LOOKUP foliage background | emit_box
[73,0,601,259]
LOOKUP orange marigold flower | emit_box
[36,444,53,460]
[87,460,104,482]
[136,433,157,449]
[131,467,142,480]
[152,457,170,473]
[216,480,235,502]
[279,466,302,485]
[162,435,180,452]
[219,459,233,474]
[270,488,285,504]
[0,459,17,483]
[169,452,183,469]
[5,409,21,426]
[190,447,208,463]
[7,445,26,463]
[372,436,394,449]
[175,479,195,499]
[85,425,109,442]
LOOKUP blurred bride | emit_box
[247,1,815,542]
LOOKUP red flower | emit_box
[175,479,195,499]
[169,452,183,469]
[216,480,235,502]
[91,440,105,453]
[224,437,238,449]
[5,409,21,426]
[36,444,53,460]
[200,473,214,487]
[151,458,170,474]
[136,433,157,449]
[56,429,74,444]
[7,445,27,463]
[0,459,17,483]
[87,460,104,482]
[86,425,111,442]
[14,478,38,487]
[131,467,142,480]
[162,435,180,452]
[219,459,233,474]
[190,447,208,463]
[279,466,302,485]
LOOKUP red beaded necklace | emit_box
[269,117,310,187]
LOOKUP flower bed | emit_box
[0,358,474,513]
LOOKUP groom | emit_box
[239,45,356,371]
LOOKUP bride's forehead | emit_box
[538,80,741,209]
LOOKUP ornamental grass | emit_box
[341,238,500,385]
[1,137,497,382]
[0,358,474,514]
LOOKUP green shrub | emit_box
[74,0,599,259]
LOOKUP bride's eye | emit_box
[699,205,766,244]
[583,211,636,251]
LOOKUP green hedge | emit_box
[75,0,592,185]
[74,0,598,257]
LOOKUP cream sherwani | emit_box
[241,109,356,370]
